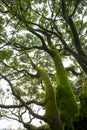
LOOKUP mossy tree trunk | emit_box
[38,68,63,130]
[48,48,78,129]
[28,40,78,130]
[29,57,63,130]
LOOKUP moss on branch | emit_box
[38,68,63,130]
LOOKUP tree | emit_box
[0,0,87,130]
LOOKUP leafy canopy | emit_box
[0,0,87,130]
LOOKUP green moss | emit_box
[23,123,36,130]
[79,92,87,117]
[24,123,51,130]
[49,48,78,127]
[29,57,63,129]
[38,68,62,130]
[56,84,78,122]
[38,68,58,117]
[37,125,51,130]
[73,92,87,130]
[82,79,87,92]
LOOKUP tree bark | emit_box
[38,68,63,130]
[48,47,78,129]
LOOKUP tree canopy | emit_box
[0,0,87,130]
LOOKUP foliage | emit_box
[0,0,87,130]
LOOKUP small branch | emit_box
[0,74,45,121]
[61,0,86,56]
[0,73,18,98]
[68,17,86,56]
[26,26,47,50]
[70,0,81,17]
[61,0,68,21]
[0,99,44,109]
[13,43,43,50]
[15,95,46,122]
[66,67,81,76]
[2,61,38,78]
[0,114,19,122]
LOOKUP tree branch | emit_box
[66,67,81,76]
[0,100,44,109]
[70,0,81,17]
[68,17,86,56]
[0,73,46,122]
[2,61,38,78]
[61,0,86,56]
[0,73,18,97]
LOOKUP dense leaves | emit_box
[0,0,87,130]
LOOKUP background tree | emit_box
[0,0,87,130]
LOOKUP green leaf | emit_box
[0,50,13,61]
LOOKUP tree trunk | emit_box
[48,48,78,129]
[38,68,63,130]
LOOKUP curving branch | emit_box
[61,0,86,56]
[16,95,46,122]
[2,61,39,78]
[0,73,46,122]
[0,100,44,109]
[0,73,18,97]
